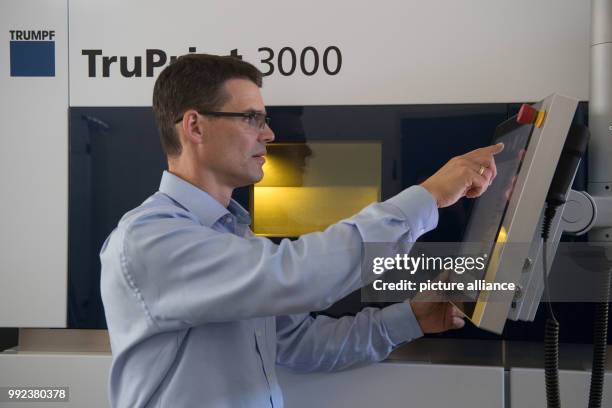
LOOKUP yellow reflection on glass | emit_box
[253,142,381,236]
[473,225,509,310]
[496,226,508,243]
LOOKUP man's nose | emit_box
[260,125,275,143]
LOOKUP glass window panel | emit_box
[252,142,381,236]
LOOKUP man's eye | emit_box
[246,114,259,125]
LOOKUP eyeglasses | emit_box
[174,110,271,130]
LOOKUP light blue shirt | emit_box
[100,171,438,408]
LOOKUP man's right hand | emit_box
[420,142,504,208]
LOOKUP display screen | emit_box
[456,116,534,313]
[463,118,534,247]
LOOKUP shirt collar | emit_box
[158,171,251,227]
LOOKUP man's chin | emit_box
[235,172,264,188]
[252,171,264,184]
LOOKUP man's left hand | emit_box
[408,299,465,334]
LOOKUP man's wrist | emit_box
[381,302,424,346]
[419,181,440,208]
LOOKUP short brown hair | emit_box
[152,54,263,156]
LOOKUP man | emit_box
[100,53,503,407]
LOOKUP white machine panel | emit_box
[0,353,504,408]
[278,363,504,408]
[0,0,68,326]
[510,367,612,407]
[68,0,590,107]
[0,353,111,408]
[0,0,592,328]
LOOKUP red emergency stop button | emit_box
[517,103,537,125]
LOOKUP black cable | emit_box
[542,205,557,320]
[587,267,610,408]
[542,203,561,408]
[542,202,610,408]
[539,123,591,408]
[544,316,561,408]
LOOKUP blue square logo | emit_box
[10,41,55,77]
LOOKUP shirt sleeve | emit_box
[102,185,438,331]
[275,302,423,372]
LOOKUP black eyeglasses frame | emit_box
[174,110,271,129]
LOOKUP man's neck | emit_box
[167,163,233,208]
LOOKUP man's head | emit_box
[153,54,274,189]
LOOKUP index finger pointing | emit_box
[483,142,504,155]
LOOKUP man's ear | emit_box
[179,109,205,145]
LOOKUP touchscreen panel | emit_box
[456,116,534,314]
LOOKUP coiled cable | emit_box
[542,204,561,408]
[587,267,610,408]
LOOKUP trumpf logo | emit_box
[9,29,56,77]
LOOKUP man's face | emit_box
[198,78,275,188]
